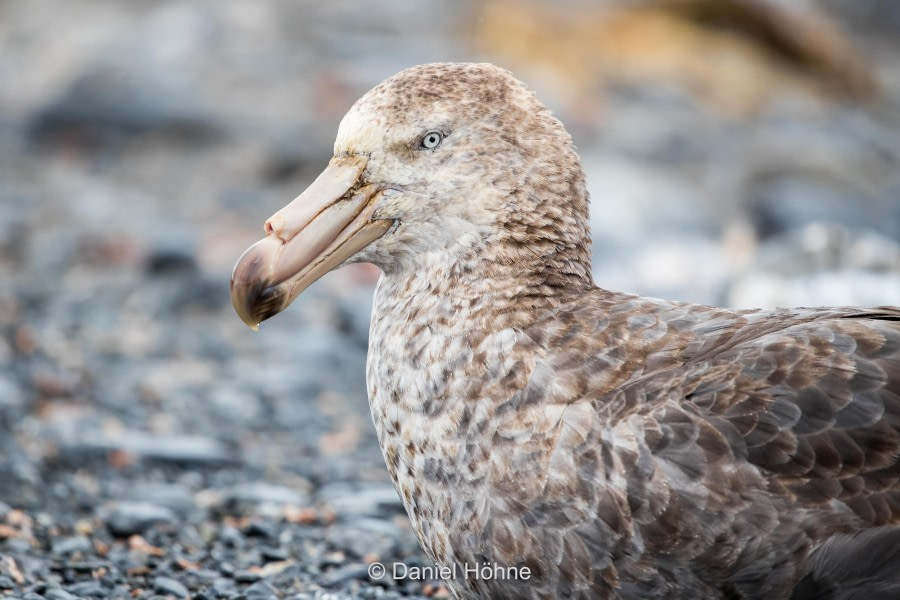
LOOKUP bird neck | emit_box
[374,152,596,325]
[374,241,593,337]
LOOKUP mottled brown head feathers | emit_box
[336,63,592,288]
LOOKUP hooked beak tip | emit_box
[231,277,288,331]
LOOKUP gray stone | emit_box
[227,482,309,506]
[153,576,189,599]
[74,432,234,466]
[245,580,279,600]
[104,502,176,537]
[65,580,107,597]
[317,482,404,518]
[51,535,92,556]
[320,563,370,588]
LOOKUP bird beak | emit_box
[230,155,392,330]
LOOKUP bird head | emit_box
[231,62,590,329]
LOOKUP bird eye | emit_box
[420,131,444,150]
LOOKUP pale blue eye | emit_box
[421,131,443,149]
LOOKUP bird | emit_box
[231,63,900,599]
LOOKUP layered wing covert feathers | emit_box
[473,297,900,599]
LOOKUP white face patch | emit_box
[334,102,385,156]
[334,100,458,158]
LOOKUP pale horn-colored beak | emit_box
[230,155,392,329]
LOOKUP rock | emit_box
[746,172,900,242]
[260,546,290,562]
[317,482,404,519]
[726,224,900,308]
[125,483,194,513]
[104,502,176,537]
[226,482,309,507]
[51,535,92,556]
[728,269,900,310]
[65,580,107,597]
[821,0,900,38]
[44,590,79,600]
[334,289,377,348]
[327,518,402,560]
[73,432,235,467]
[144,246,198,277]
[242,520,277,539]
[218,526,244,549]
[27,59,221,151]
[178,568,219,589]
[245,580,279,600]
[0,379,24,410]
[320,563,370,588]
[0,575,16,590]
[152,576,189,599]
[234,569,261,583]
[211,577,238,597]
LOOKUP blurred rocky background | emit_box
[0,0,898,598]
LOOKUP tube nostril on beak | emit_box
[264,217,285,238]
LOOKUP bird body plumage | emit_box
[232,63,900,599]
[369,272,900,599]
